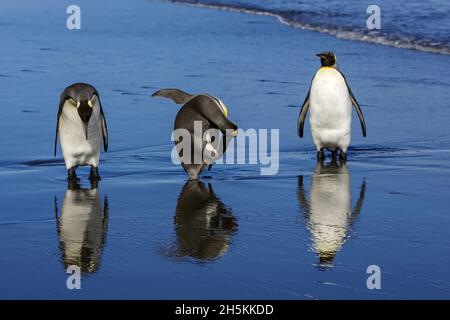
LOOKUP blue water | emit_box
[0,0,449,299]
[173,0,450,54]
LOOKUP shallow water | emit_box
[0,0,449,299]
[172,0,450,55]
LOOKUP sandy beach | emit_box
[0,0,449,299]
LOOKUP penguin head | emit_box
[317,52,337,67]
[62,83,99,138]
[317,251,337,270]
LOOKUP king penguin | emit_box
[298,160,366,268]
[152,88,238,180]
[55,181,109,273]
[167,181,238,261]
[297,52,367,161]
[54,83,108,182]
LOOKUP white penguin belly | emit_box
[59,188,104,269]
[309,68,352,151]
[203,130,223,165]
[309,168,352,255]
[59,101,102,169]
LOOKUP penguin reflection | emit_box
[168,181,237,262]
[298,160,366,268]
[55,181,108,273]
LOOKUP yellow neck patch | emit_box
[210,95,229,118]
[221,104,229,118]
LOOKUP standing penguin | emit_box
[298,160,366,268]
[152,88,238,180]
[55,83,108,182]
[55,181,109,273]
[297,52,367,161]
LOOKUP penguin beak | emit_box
[77,101,93,139]
[83,122,89,140]
[317,53,326,59]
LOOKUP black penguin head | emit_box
[316,251,337,270]
[317,52,337,67]
[77,100,93,126]
[61,83,98,138]
[169,181,238,261]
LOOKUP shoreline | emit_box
[165,0,450,56]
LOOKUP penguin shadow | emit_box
[160,181,238,263]
[54,180,109,274]
[297,160,366,270]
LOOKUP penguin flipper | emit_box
[97,95,109,152]
[338,71,367,137]
[297,175,309,214]
[101,110,108,152]
[348,87,367,137]
[54,97,66,157]
[297,90,310,138]
[194,95,238,134]
[350,179,366,223]
[151,88,194,105]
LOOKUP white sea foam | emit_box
[167,0,450,56]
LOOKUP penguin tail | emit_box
[151,88,194,105]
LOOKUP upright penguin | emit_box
[152,88,238,180]
[55,181,109,273]
[297,52,367,161]
[55,83,108,182]
[298,160,366,268]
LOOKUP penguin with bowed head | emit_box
[152,88,238,180]
[54,83,108,182]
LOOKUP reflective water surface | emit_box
[162,181,237,262]
[0,0,449,299]
[298,161,366,269]
[55,182,109,273]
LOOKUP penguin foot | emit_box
[67,179,80,191]
[317,157,325,166]
[89,166,102,182]
[316,149,325,161]
[67,168,79,182]
[331,149,338,159]
[90,179,99,190]
[340,151,347,163]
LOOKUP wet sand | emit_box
[0,0,449,299]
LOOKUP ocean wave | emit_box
[167,0,450,56]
